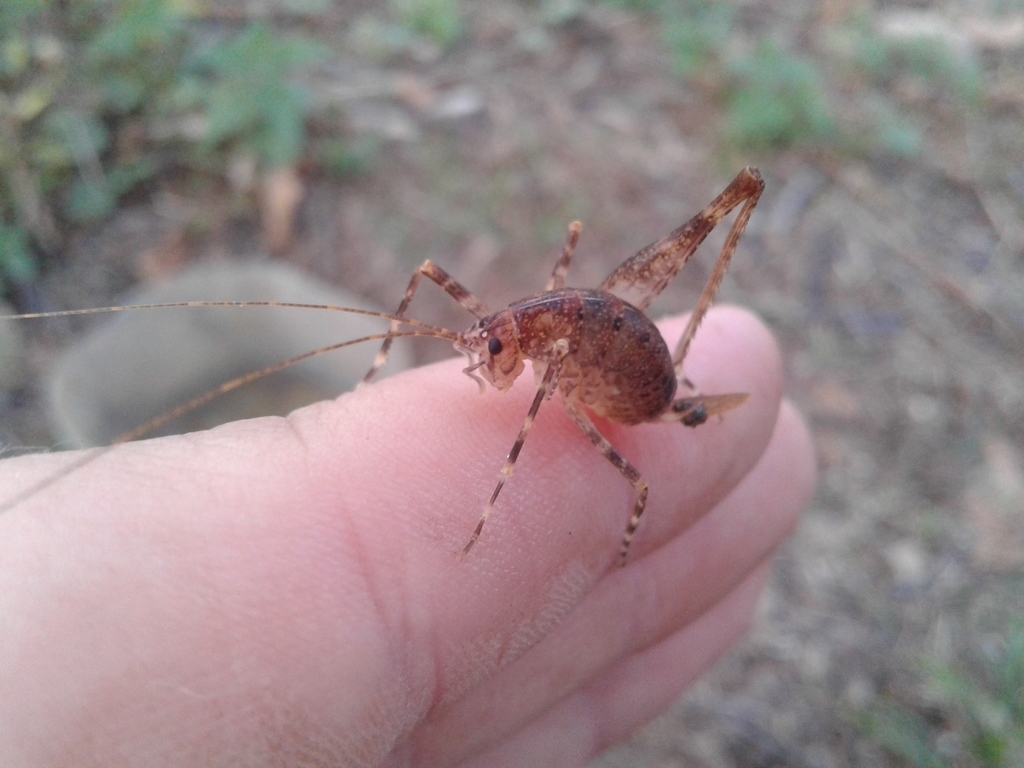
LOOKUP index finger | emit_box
[0,305,783,766]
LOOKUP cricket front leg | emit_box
[461,349,566,558]
[363,260,492,383]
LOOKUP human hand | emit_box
[0,306,814,766]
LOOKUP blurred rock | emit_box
[46,260,412,448]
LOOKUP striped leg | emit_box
[672,180,763,377]
[564,403,648,566]
[545,221,583,292]
[462,345,567,557]
[363,260,491,384]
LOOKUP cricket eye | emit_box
[488,337,503,355]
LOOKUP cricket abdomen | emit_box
[508,288,677,425]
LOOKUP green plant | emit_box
[601,1,990,160]
[0,0,190,281]
[183,22,325,168]
[841,19,983,160]
[855,32,983,109]
[600,0,838,153]
[860,622,1024,767]
[84,0,190,114]
[0,223,37,291]
[725,40,836,151]
[352,0,463,58]
[658,0,736,77]
[390,0,464,50]
[0,2,330,295]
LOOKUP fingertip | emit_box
[598,306,786,560]
[659,304,784,405]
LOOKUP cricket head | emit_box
[458,310,525,392]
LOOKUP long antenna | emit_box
[1,301,462,341]
[0,329,461,513]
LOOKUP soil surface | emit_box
[3,3,1023,766]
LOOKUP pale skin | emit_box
[0,307,815,767]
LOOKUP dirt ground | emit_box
[3,3,1024,766]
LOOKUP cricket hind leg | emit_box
[462,346,567,558]
[545,221,583,292]
[672,170,765,380]
[363,260,492,384]
[564,403,649,566]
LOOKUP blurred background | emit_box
[1,1,1023,765]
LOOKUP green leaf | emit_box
[660,0,735,76]
[726,40,835,149]
[48,109,111,160]
[87,0,187,63]
[191,22,323,165]
[859,704,950,768]
[203,82,263,145]
[1,36,32,78]
[0,223,37,286]
[106,158,157,194]
[67,175,117,222]
[258,87,306,166]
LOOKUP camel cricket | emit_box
[2,167,765,564]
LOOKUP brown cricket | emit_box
[2,167,764,564]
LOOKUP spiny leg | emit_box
[462,348,566,557]
[564,403,648,566]
[672,176,764,379]
[363,260,491,384]
[599,167,764,313]
[545,221,583,292]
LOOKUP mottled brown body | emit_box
[482,289,676,425]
